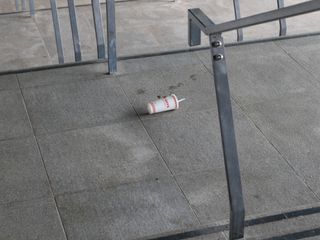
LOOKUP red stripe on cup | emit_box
[172,95,178,109]
[162,97,170,108]
[151,102,156,113]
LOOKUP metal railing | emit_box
[9,0,313,75]
[188,1,320,239]
[14,0,35,16]
[14,0,117,74]
[232,0,288,42]
[50,0,117,74]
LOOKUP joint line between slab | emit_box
[15,73,70,240]
[115,75,203,225]
[275,40,320,88]
[231,95,320,201]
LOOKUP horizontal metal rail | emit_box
[190,0,320,36]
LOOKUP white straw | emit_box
[178,98,186,103]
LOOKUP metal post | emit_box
[21,0,26,11]
[233,0,243,41]
[15,0,20,11]
[67,0,82,62]
[106,0,117,74]
[209,34,245,240]
[277,0,287,36]
[188,8,214,46]
[188,16,201,46]
[92,0,106,59]
[29,0,35,16]
[50,0,64,64]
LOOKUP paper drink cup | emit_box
[147,94,181,114]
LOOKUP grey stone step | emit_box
[0,0,319,72]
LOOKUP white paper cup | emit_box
[147,94,184,114]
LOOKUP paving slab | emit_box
[0,90,32,140]
[116,26,162,57]
[239,0,279,41]
[0,14,51,71]
[227,45,319,106]
[173,108,318,224]
[118,64,215,117]
[243,90,320,198]
[56,177,198,240]
[0,1,16,13]
[118,57,171,76]
[38,120,171,195]
[0,198,66,240]
[0,137,51,204]
[0,74,19,90]
[284,0,320,36]
[143,104,293,175]
[177,165,318,225]
[197,41,319,106]
[18,63,109,88]
[22,78,135,135]
[118,51,204,75]
[141,110,223,175]
[275,35,320,82]
[176,169,229,223]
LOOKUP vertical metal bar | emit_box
[15,0,20,11]
[50,0,64,64]
[188,13,201,46]
[277,0,287,36]
[209,34,245,240]
[233,0,243,41]
[29,0,35,16]
[106,0,117,74]
[21,0,26,11]
[67,0,82,62]
[92,0,106,59]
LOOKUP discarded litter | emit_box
[147,94,186,115]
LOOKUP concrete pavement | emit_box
[1,35,320,239]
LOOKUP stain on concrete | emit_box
[169,82,184,91]
[137,89,145,95]
[190,74,197,81]
[253,194,260,200]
